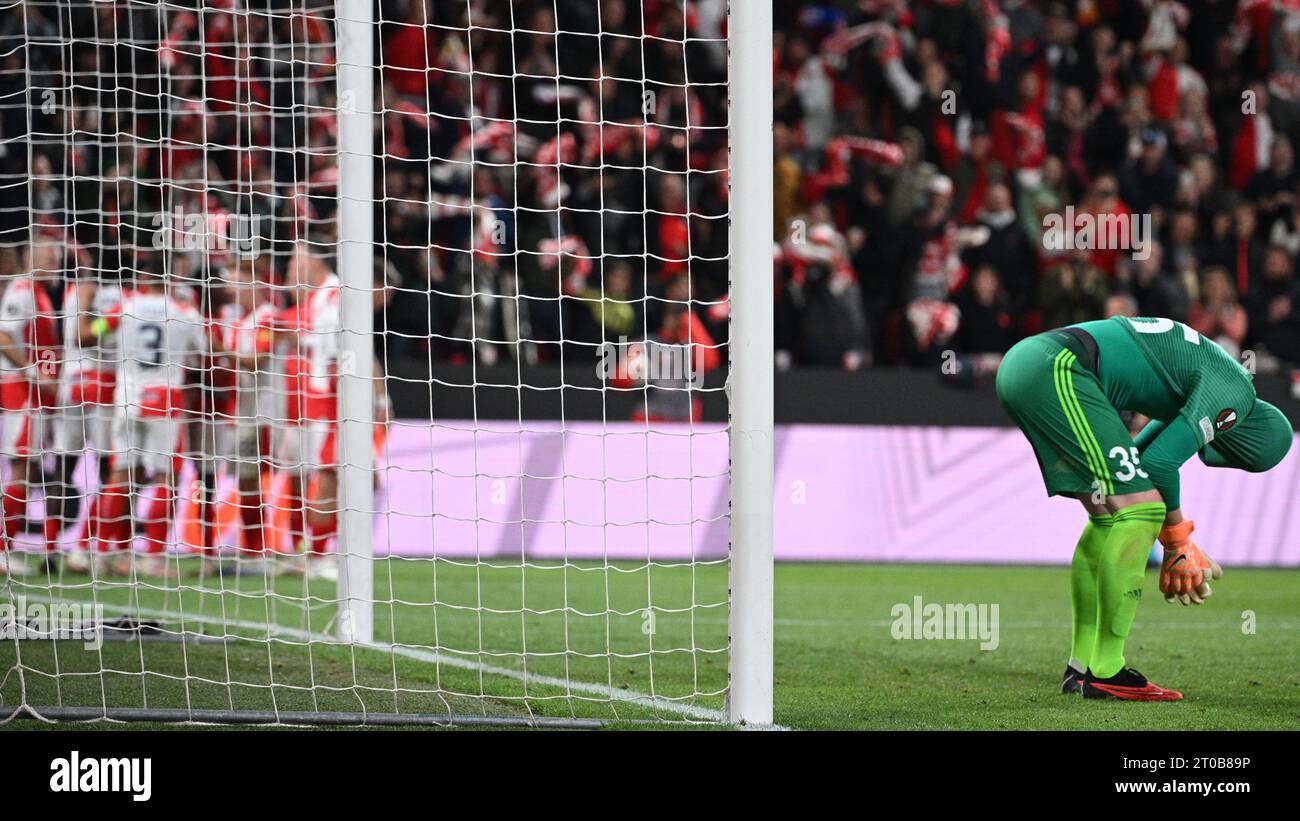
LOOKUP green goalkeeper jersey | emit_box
[1071,316,1257,509]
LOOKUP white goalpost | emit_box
[0,0,771,728]
[335,0,376,647]
[725,0,774,727]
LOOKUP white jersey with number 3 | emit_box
[110,290,207,418]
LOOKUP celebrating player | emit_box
[223,254,281,572]
[282,242,342,581]
[0,240,62,576]
[267,247,314,563]
[89,261,230,577]
[272,243,391,581]
[50,270,123,567]
[996,316,1293,701]
[182,260,238,568]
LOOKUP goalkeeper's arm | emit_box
[1133,418,1223,604]
[1128,416,1202,518]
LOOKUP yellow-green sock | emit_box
[1069,513,1113,671]
[1090,502,1165,679]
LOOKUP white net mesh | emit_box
[0,0,734,726]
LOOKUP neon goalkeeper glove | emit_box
[1158,520,1223,606]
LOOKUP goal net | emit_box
[0,0,772,727]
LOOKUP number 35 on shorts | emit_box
[1108,446,1149,481]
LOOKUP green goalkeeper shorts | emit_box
[996,331,1155,500]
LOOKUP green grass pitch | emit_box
[2,560,1297,730]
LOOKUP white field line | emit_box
[18,593,789,729]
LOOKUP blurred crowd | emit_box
[5,0,1300,381]
[0,0,339,311]
[773,0,1300,378]
[0,0,731,384]
[373,0,731,372]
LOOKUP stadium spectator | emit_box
[1209,200,1266,295]
[1079,173,1132,279]
[1104,291,1140,319]
[773,122,804,238]
[778,204,870,368]
[1119,128,1180,218]
[1247,244,1300,365]
[955,264,1015,355]
[1245,135,1300,227]
[1120,240,1193,320]
[971,182,1038,317]
[1187,265,1249,357]
[1038,249,1109,330]
[898,174,970,363]
[1266,181,1300,252]
[567,260,639,346]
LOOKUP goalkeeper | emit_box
[995,316,1293,701]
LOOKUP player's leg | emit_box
[1083,490,1166,688]
[69,410,115,571]
[307,468,337,550]
[97,413,140,568]
[306,469,337,582]
[1062,494,1111,693]
[136,420,178,558]
[221,420,279,578]
[234,420,267,558]
[268,422,310,575]
[303,421,338,581]
[137,414,183,557]
[46,403,89,556]
[182,413,223,569]
[123,419,181,579]
[278,425,309,554]
[0,452,34,577]
[43,454,81,550]
[1,410,32,545]
[1066,496,1165,680]
[139,448,183,556]
[0,408,44,576]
